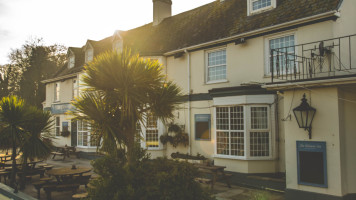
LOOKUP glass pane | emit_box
[250,132,270,157]
[216,131,229,155]
[230,106,244,130]
[251,107,268,129]
[231,132,244,156]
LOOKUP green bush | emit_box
[88,154,215,200]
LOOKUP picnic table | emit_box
[193,163,232,189]
[46,166,91,183]
[51,145,76,160]
[41,167,92,200]
[0,154,12,162]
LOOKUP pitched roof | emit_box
[49,0,341,81]
[123,0,340,55]
[51,36,113,79]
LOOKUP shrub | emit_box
[88,154,215,200]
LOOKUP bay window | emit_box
[215,104,272,159]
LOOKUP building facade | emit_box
[42,0,356,199]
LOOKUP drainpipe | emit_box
[184,49,192,155]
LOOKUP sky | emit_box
[0,0,215,65]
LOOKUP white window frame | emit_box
[77,120,96,148]
[72,79,78,99]
[213,95,275,160]
[55,116,60,136]
[140,115,164,150]
[54,82,60,102]
[264,32,297,76]
[205,48,228,84]
[68,55,75,68]
[247,0,276,16]
[112,40,123,52]
[85,48,94,63]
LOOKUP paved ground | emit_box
[14,156,285,200]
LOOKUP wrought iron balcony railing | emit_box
[270,34,356,83]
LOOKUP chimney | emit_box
[153,0,172,26]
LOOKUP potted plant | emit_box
[60,130,70,137]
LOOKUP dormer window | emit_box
[85,48,94,63]
[68,55,75,68]
[247,0,276,16]
[113,40,123,52]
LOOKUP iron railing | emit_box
[270,34,356,83]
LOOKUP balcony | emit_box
[269,34,356,84]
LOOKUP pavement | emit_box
[13,156,285,200]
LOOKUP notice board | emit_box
[297,141,327,188]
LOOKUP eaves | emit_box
[41,73,78,84]
[164,10,339,56]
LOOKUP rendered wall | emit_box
[283,88,343,196]
[338,85,356,196]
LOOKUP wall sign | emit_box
[297,141,327,188]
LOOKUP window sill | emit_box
[213,154,274,161]
[147,147,164,151]
[249,6,275,16]
[206,80,228,85]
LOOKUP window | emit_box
[215,105,271,159]
[54,82,60,102]
[68,55,75,68]
[206,49,227,83]
[146,114,159,148]
[72,79,78,99]
[266,34,295,75]
[195,114,211,140]
[85,48,94,63]
[113,40,123,52]
[248,0,276,16]
[77,120,95,147]
[55,117,60,136]
[138,114,163,149]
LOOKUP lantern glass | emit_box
[293,94,316,130]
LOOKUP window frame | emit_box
[214,104,273,160]
[85,48,94,63]
[55,116,60,136]
[77,120,96,148]
[205,47,228,84]
[72,79,78,99]
[247,0,276,16]
[264,32,297,76]
[54,82,60,102]
[195,114,211,141]
[68,55,75,68]
[140,114,164,150]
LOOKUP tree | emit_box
[19,106,53,189]
[0,96,53,188]
[7,38,66,108]
[0,96,27,187]
[72,49,182,164]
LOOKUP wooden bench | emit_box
[0,171,10,184]
[72,192,88,199]
[195,177,212,184]
[51,152,65,160]
[43,183,80,200]
[33,181,46,199]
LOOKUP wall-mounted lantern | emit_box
[293,94,316,139]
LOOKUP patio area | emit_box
[0,155,285,200]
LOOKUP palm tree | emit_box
[0,96,54,188]
[73,49,182,164]
[0,96,27,187]
[19,106,53,189]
